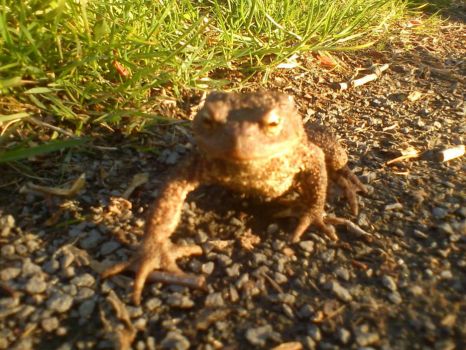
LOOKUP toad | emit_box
[102,91,366,304]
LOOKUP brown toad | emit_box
[103,91,366,304]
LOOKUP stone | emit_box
[381,275,397,291]
[47,293,73,313]
[160,331,190,350]
[25,276,47,294]
[327,281,352,302]
[245,325,279,347]
[41,317,59,332]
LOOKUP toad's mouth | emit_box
[198,136,301,163]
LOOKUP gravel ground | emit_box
[1,10,465,350]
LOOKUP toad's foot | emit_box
[102,240,202,305]
[292,213,338,243]
[332,165,367,215]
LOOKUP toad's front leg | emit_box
[102,158,203,305]
[292,145,338,242]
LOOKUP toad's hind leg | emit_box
[306,123,366,215]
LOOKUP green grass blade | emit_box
[0,138,88,163]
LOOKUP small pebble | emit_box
[307,324,322,341]
[327,281,352,302]
[133,318,147,331]
[78,299,96,318]
[47,293,74,313]
[100,241,120,255]
[253,253,267,264]
[25,276,47,294]
[299,241,314,253]
[160,331,190,350]
[384,203,403,211]
[15,243,28,255]
[302,336,316,350]
[335,267,350,281]
[0,267,21,281]
[145,298,162,311]
[70,273,95,287]
[62,266,76,278]
[432,207,448,219]
[298,304,314,318]
[43,259,60,274]
[337,328,351,344]
[245,325,280,346]
[320,249,335,263]
[438,223,454,235]
[166,294,194,309]
[381,275,397,291]
[21,259,42,276]
[274,272,288,284]
[229,286,239,303]
[226,263,241,277]
[355,326,379,347]
[79,233,102,250]
[204,293,224,308]
[201,262,215,275]
[126,306,143,318]
[388,291,402,304]
[282,304,294,319]
[75,287,95,301]
[440,270,453,279]
[60,251,75,269]
[41,317,59,332]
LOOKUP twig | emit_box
[262,272,284,294]
[27,116,75,137]
[334,63,389,90]
[313,305,346,323]
[146,271,206,289]
[385,147,420,165]
[351,260,369,270]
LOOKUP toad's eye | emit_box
[197,104,226,129]
[262,110,282,133]
[198,110,217,129]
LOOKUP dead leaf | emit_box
[406,19,422,28]
[112,60,131,78]
[317,53,338,68]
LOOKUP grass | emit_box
[0,0,412,163]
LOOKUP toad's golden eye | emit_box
[262,110,282,133]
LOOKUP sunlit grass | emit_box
[0,0,411,161]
